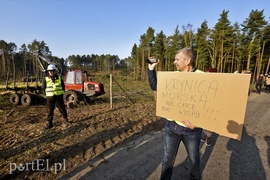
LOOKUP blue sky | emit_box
[0,0,269,59]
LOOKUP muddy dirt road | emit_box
[0,91,270,180]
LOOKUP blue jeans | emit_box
[160,126,201,180]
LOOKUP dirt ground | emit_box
[0,90,270,180]
[0,91,162,180]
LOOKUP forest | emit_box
[0,9,270,83]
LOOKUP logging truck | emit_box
[1,51,105,106]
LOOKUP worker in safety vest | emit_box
[42,64,70,129]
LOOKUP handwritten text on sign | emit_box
[161,78,219,120]
[156,72,251,140]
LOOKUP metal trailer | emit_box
[1,51,59,106]
[2,72,45,106]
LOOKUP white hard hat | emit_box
[47,64,57,71]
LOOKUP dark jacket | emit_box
[148,69,202,135]
[256,76,264,86]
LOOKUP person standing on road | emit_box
[42,64,70,129]
[255,74,265,94]
[148,48,202,180]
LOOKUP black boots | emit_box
[64,118,71,124]
[63,118,71,127]
[44,121,53,130]
[44,118,71,130]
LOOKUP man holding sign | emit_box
[148,48,203,180]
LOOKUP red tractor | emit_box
[35,51,105,105]
[64,68,105,105]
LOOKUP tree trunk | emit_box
[135,49,139,80]
[247,40,253,70]
[256,41,265,78]
[254,47,260,82]
[231,40,235,72]
[12,54,15,81]
[1,49,7,76]
[220,29,224,72]
[141,51,145,81]
[23,53,26,77]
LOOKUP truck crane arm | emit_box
[32,50,62,75]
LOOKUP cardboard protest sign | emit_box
[156,72,251,140]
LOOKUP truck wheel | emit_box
[21,94,32,106]
[9,94,21,105]
[64,91,78,105]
